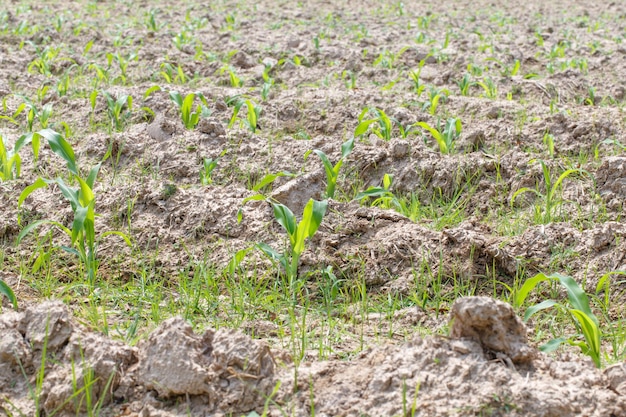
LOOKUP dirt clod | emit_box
[450,296,536,364]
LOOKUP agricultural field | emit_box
[1,0,626,415]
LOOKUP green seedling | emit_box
[342,70,357,90]
[0,278,17,309]
[227,67,244,87]
[0,134,25,181]
[457,73,474,96]
[476,77,498,99]
[510,159,590,224]
[160,63,188,84]
[543,132,555,157]
[107,51,137,85]
[423,86,449,115]
[95,91,132,132]
[200,152,225,185]
[26,43,61,77]
[166,90,209,129]
[355,107,393,141]
[251,171,296,194]
[313,137,355,199]
[408,57,428,96]
[415,117,462,154]
[261,65,274,101]
[172,30,193,51]
[8,95,53,131]
[256,198,328,288]
[17,129,131,287]
[515,272,601,368]
[227,97,261,133]
[355,173,401,210]
[145,8,165,32]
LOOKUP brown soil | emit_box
[1,0,626,415]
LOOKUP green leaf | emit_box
[144,85,161,99]
[18,177,48,212]
[38,129,78,176]
[540,337,567,352]
[17,219,71,244]
[523,299,557,322]
[253,171,295,191]
[86,163,101,190]
[272,203,297,240]
[569,309,601,367]
[515,272,551,307]
[169,91,183,109]
[554,274,598,325]
[0,279,17,309]
[354,119,376,138]
[341,137,355,159]
[355,186,390,201]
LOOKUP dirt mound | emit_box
[2,298,625,417]
[0,302,275,416]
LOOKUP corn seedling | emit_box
[477,77,498,99]
[225,66,244,88]
[457,73,474,96]
[261,68,274,101]
[10,95,53,131]
[510,159,590,224]
[159,89,210,129]
[415,117,462,154]
[355,107,393,141]
[252,198,328,288]
[313,137,355,199]
[227,97,261,133]
[408,55,429,95]
[93,90,132,132]
[354,173,401,210]
[515,272,602,368]
[26,43,61,77]
[342,70,357,89]
[172,30,193,51]
[107,51,137,85]
[160,63,188,84]
[423,86,449,115]
[0,278,17,309]
[0,134,26,181]
[145,8,165,32]
[250,171,296,195]
[17,129,131,287]
[200,151,226,185]
[543,132,555,157]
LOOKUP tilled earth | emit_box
[1,0,626,415]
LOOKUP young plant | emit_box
[457,73,474,96]
[0,134,24,181]
[17,129,131,287]
[228,97,261,133]
[515,272,601,368]
[510,159,590,224]
[256,199,328,287]
[261,65,274,101]
[477,77,498,99]
[408,57,428,96]
[355,173,401,209]
[10,95,53,132]
[423,87,449,115]
[313,137,355,199]
[342,70,357,90]
[355,107,393,141]
[90,90,132,132]
[415,117,462,154]
[200,155,221,185]
[144,86,210,130]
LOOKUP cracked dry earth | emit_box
[1,0,626,415]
